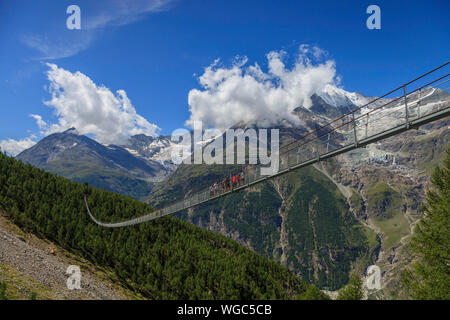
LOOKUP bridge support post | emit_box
[326,133,330,153]
[352,112,358,148]
[365,113,369,139]
[418,88,421,118]
[404,84,410,129]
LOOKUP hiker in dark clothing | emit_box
[221,179,226,193]
[225,176,230,191]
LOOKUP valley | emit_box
[10,86,450,298]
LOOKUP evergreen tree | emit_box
[0,281,7,300]
[401,149,450,300]
[297,284,330,300]
[0,152,326,300]
[337,274,363,300]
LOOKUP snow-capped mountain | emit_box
[122,134,179,171]
[14,128,172,198]
[319,85,373,109]
[317,84,394,112]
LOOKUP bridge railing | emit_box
[151,63,449,220]
[277,63,449,173]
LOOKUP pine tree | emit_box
[0,281,7,300]
[337,274,363,300]
[401,149,450,300]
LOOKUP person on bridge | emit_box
[225,176,230,191]
[213,182,218,195]
[221,179,226,193]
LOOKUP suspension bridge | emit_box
[85,62,450,228]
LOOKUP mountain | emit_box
[318,85,377,110]
[147,88,449,295]
[15,128,171,199]
[122,134,179,172]
[0,152,328,300]
[12,86,449,297]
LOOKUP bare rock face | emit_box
[328,117,449,298]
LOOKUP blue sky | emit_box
[0,0,448,154]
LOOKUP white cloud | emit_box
[186,45,339,130]
[29,114,47,131]
[20,33,94,60]
[85,0,175,30]
[34,63,160,145]
[0,135,37,156]
[21,0,175,60]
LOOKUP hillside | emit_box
[149,159,378,291]
[147,95,449,294]
[0,212,139,300]
[0,152,327,300]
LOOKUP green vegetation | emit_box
[0,262,55,300]
[284,168,371,290]
[296,284,330,300]
[336,274,363,300]
[349,190,365,218]
[0,281,7,300]
[372,212,409,249]
[168,164,375,291]
[401,149,450,300]
[45,161,153,200]
[0,152,324,300]
[366,181,409,250]
[366,182,402,219]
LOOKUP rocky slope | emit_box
[0,211,139,300]
[325,117,449,298]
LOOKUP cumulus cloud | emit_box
[0,135,37,156]
[34,63,160,145]
[186,45,339,130]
